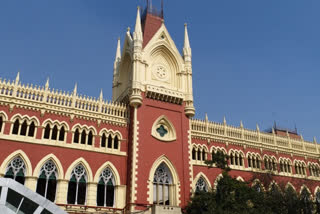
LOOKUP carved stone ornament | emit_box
[153,65,169,81]
[151,115,176,142]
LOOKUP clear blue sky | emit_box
[0,1,319,142]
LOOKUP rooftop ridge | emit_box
[0,76,129,124]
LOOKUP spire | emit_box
[73,83,77,95]
[240,120,243,128]
[223,116,227,125]
[45,78,49,89]
[99,89,103,101]
[15,72,20,84]
[116,37,121,60]
[183,23,192,61]
[205,113,208,122]
[134,7,143,38]
[256,124,260,132]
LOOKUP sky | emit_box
[0,0,319,142]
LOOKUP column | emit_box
[56,179,68,204]
[86,182,97,206]
[25,176,37,191]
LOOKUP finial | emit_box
[99,89,103,101]
[314,137,317,144]
[15,72,20,83]
[134,6,142,34]
[45,78,49,89]
[183,22,191,60]
[127,27,131,32]
[256,124,260,132]
[205,113,208,122]
[115,37,121,60]
[300,134,303,140]
[272,127,275,134]
[73,83,77,95]
[223,116,226,125]
[240,120,243,128]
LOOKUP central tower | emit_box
[112,3,195,212]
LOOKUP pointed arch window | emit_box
[67,164,87,205]
[0,116,3,133]
[101,133,107,148]
[73,129,80,143]
[4,156,26,185]
[80,130,86,145]
[195,177,208,193]
[114,136,119,149]
[51,125,58,140]
[28,121,35,137]
[44,124,50,139]
[192,148,196,160]
[59,126,65,141]
[153,163,173,205]
[20,120,27,136]
[108,135,112,148]
[12,119,20,135]
[300,187,312,214]
[88,131,93,145]
[36,160,57,202]
[97,167,115,207]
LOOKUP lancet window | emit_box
[36,160,57,202]
[73,127,94,146]
[100,132,121,150]
[11,118,36,137]
[300,187,312,214]
[43,123,66,142]
[0,115,3,133]
[229,150,244,167]
[294,160,306,176]
[195,177,208,193]
[247,153,261,169]
[153,163,173,206]
[4,156,26,185]
[308,163,320,177]
[192,145,207,162]
[264,156,277,171]
[67,164,87,205]
[97,167,115,207]
[279,158,292,174]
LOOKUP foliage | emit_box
[185,152,320,214]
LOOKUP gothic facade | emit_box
[0,5,320,214]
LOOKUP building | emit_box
[0,3,320,214]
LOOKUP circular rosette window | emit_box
[151,115,176,142]
[152,65,169,82]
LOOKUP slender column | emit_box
[86,182,97,206]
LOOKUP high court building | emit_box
[0,4,320,214]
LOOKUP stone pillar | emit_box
[86,182,97,206]
[56,179,68,204]
[25,176,37,191]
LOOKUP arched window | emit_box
[107,135,112,148]
[114,136,119,149]
[248,156,252,167]
[195,177,208,193]
[300,188,312,214]
[192,148,196,160]
[12,119,20,135]
[202,150,206,161]
[4,156,26,185]
[28,121,35,137]
[97,167,115,207]
[0,116,3,132]
[67,164,87,205]
[73,129,80,143]
[197,150,201,161]
[88,131,93,145]
[101,133,106,148]
[20,120,27,136]
[153,163,172,205]
[59,126,65,141]
[316,190,320,213]
[36,160,57,202]
[44,124,50,139]
[51,125,58,140]
[252,182,262,193]
[80,130,86,145]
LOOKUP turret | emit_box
[183,23,192,63]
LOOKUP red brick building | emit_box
[0,4,319,214]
